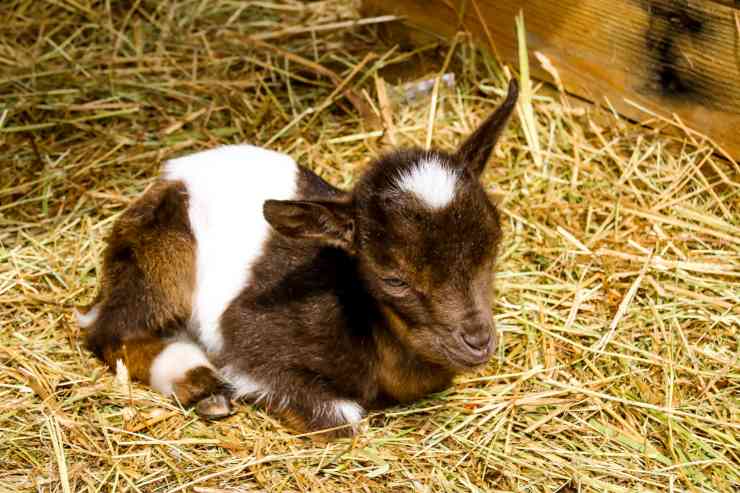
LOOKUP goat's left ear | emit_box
[455,78,519,178]
[263,198,356,251]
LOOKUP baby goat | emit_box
[78,80,518,438]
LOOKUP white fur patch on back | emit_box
[164,145,299,353]
[75,304,100,328]
[332,399,365,424]
[149,340,212,396]
[396,156,458,209]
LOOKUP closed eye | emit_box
[383,277,407,288]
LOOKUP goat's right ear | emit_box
[263,199,356,251]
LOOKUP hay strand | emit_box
[1,1,738,491]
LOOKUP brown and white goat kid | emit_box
[77,80,518,438]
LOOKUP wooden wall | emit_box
[363,0,740,160]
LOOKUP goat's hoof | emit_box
[195,394,232,420]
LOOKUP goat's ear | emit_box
[455,78,518,178]
[263,199,356,251]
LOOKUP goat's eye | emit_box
[383,277,407,288]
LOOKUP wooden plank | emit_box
[363,0,740,160]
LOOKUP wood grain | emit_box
[363,0,740,160]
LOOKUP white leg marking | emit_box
[220,365,268,401]
[332,399,365,425]
[164,145,299,353]
[396,155,459,209]
[75,304,100,328]
[149,341,212,396]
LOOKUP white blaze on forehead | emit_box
[395,157,459,209]
[164,145,299,353]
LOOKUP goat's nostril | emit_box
[462,331,491,351]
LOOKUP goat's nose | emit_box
[462,330,491,351]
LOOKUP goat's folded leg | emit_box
[92,332,231,416]
[254,373,367,440]
[145,339,232,412]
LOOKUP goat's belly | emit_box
[163,145,299,353]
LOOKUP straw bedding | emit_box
[1,1,738,491]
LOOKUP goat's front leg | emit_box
[277,395,366,440]
[233,369,366,439]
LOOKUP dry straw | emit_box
[1,1,738,491]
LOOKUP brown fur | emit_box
[173,366,228,406]
[101,179,195,328]
[84,180,196,385]
[374,312,453,403]
[278,409,310,434]
[83,180,228,406]
[101,336,166,384]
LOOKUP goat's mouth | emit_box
[443,337,494,370]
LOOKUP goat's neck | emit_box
[372,319,454,405]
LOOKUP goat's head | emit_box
[264,79,518,372]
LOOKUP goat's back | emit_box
[163,145,299,352]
